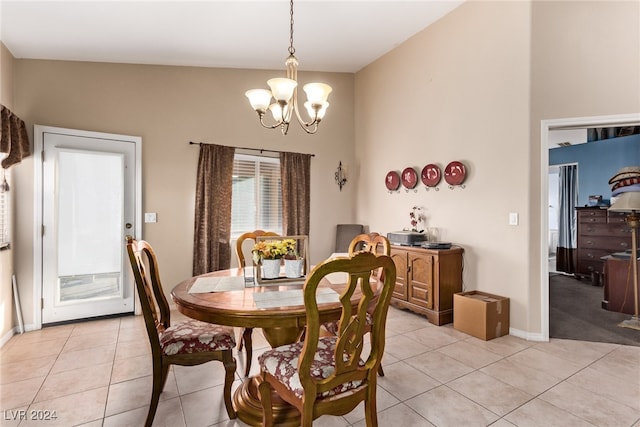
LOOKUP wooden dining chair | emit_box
[325,232,391,376]
[126,237,237,427]
[234,229,280,376]
[347,232,391,257]
[257,251,396,427]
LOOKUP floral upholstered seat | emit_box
[258,336,364,400]
[160,319,236,356]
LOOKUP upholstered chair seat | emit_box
[258,336,365,400]
[160,319,236,356]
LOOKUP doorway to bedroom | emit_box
[543,114,640,344]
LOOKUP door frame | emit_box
[32,125,142,329]
[539,113,640,341]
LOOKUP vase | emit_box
[284,259,304,278]
[261,258,281,279]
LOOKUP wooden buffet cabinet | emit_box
[389,245,464,326]
[575,207,631,281]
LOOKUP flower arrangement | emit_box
[252,238,297,263]
[409,206,425,232]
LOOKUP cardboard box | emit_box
[453,291,509,340]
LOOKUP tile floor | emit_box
[1,306,639,427]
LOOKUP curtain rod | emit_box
[189,141,315,157]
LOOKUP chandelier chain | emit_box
[288,0,295,55]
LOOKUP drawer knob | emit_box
[620,242,628,248]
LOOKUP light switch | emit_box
[145,212,157,223]
[509,212,519,226]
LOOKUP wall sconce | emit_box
[335,161,347,191]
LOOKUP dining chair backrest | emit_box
[305,250,395,358]
[126,236,170,352]
[260,252,396,426]
[348,232,391,256]
[235,230,280,268]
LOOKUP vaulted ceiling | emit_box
[0,1,464,73]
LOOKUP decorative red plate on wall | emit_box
[444,161,466,186]
[385,171,400,191]
[421,164,441,187]
[401,167,418,189]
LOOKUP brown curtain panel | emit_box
[193,144,235,275]
[280,151,311,236]
[0,105,31,169]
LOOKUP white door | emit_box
[41,129,139,324]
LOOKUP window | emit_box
[231,153,282,238]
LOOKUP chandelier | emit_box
[245,0,332,135]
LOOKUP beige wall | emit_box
[355,1,532,335]
[1,42,15,341]
[355,0,639,337]
[12,61,355,328]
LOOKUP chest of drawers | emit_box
[575,207,631,280]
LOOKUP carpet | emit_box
[549,273,639,346]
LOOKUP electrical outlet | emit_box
[144,212,157,223]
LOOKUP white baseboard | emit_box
[509,327,548,342]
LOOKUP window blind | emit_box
[231,154,282,238]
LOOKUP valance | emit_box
[0,105,30,169]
